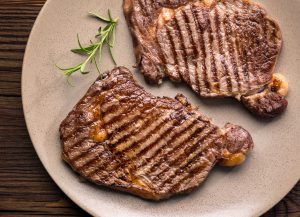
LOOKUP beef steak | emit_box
[123,0,288,118]
[60,66,253,200]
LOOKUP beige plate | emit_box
[22,0,300,216]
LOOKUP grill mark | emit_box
[149,122,208,178]
[137,116,209,170]
[82,156,116,179]
[218,4,241,93]
[222,2,247,92]
[170,154,213,192]
[124,117,178,159]
[101,94,140,118]
[107,102,158,144]
[126,112,193,159]
[65,94,145,150]
[88,85,122,103]
[85,111,187,179]
[91,135,143,177]
[63,109,104,150]
[97,168,128,185]
[61,70,225,186]
[157,27,174,76]
[173,14,190,83]
[182,8,197,53]
[101,101,128,120]
[155,126,217,186]
[191,4,209,92]
[230,3,251,91]
[110,109,161,145]
[76,96,98,113]
[87,112,186,179]
[68,141,103,163]
[64,119,216,191]
[161,123,211,168]
[110,119,144,144]
[135,120,176,158]
[180,166,210,191]
[106,83,145,105]
[132,114,197,174]
[206,9,219,90]
[103,102,138,127]
[212,7,232,93]
[89,169,110,183]
[100,79,138,103]
[182,8,199,93]
[74,106,101,128]
[241,1,257,87]
[63,121,92,142]
[181,127,219,162]
[165,27,180,79]
[62,103,101,139]
[107,110,143,146]
[136,114,212,163]
[208,7,224,93]
[161,134,219,190]
[143,116,204,161]
[100,99,119,113]
[114,111,173,153]
[90,77,131,102]
[157,28,175,64]
[84,155,119,178]
[63,128,92,152]
[72,144,105,169]
[61,0,278,196]
[165,159,210,192]
[136,115,202,175]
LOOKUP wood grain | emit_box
[0,0,298,216]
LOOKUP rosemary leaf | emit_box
[88,12,111,23]
[57,10,118,78]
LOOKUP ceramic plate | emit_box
[22,0,300,216]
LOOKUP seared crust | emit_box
[223,123,253,155]
[241,90,288,118]
[60,66,254,200]
[123,0,287,117]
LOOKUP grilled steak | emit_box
[60,66,253,200]
[123,0,288,118]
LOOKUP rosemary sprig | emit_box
[58,9,118,77]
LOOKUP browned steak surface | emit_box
[60,67,253,200]
[124,0,288,117]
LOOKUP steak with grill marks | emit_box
[123,0,288,118]
[60,66,253,200]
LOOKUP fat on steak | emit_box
[123,0,288,118]
[60,67,253,200]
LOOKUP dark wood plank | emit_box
[0,0,298,216]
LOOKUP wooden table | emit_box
[0,0,299,216]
